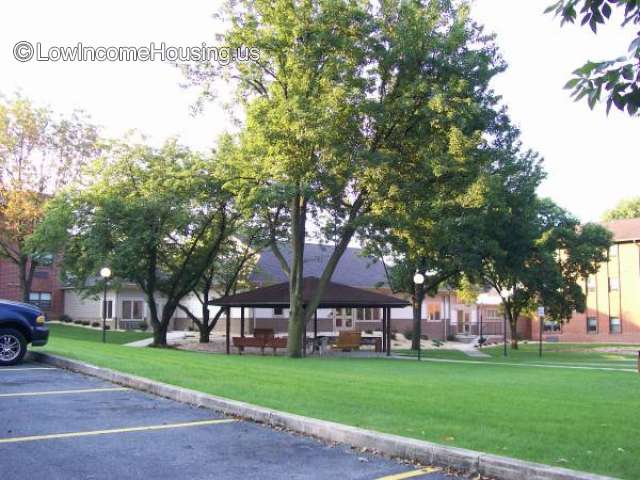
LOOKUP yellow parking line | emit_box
[375,467,441,480]
[0,419,235,444]
[0,387,128,398]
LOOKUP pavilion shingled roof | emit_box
[209,277,409,309]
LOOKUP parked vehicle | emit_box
[0,299,49,366]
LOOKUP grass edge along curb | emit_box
[28,351,618,480]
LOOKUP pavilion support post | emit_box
[240,307,245,338]
[303,316,307,357]
[381,308,387,353]
[225,307,230,355]
[314,310,318,352]
[386,307,391,357]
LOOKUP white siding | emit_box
[63,289,116,322]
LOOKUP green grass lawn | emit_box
[37,325,639,479]
[46,323,152,344]
[398,342,639,369]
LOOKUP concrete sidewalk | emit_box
[124,330,188,347]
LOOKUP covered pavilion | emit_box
[209,277,410,356]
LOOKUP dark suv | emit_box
[0,299,49,366]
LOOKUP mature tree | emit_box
[469,143,612,348]
[602,196,640,220]
[189,0,507,356]
[177,226,265,343]
[36,140,238,346]
[546,0,640,115]
[456,276,483,306]
[0,94,99,302]
[362,116,535,349]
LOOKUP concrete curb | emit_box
[29,351,617,480]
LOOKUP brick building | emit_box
[531,218,640,343]
[0,257,64,318]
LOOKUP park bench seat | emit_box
[232,336,267,354]
[332,331,361,351]
[265,337,287,354]
[233,328,286,355]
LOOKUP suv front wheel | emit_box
[0,328,27,366]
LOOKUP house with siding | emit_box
[62,243,507,340]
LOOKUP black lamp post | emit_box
[413,271,425,361]
[537,306,545,358]
[100,267,112,343]
[413,269,438,361]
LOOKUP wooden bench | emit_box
[265,337,287,354]
[233,329,287,355]
[233,336,267,354]
[332,331,362,351]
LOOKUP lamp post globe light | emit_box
[412,269,437,361]
[100,267,112,343]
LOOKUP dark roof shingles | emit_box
[210,277,409,308]
[250,243,387,288]
[601,218,640,242]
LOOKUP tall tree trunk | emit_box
[411,283,424,350]
[287,193,307,357]
[508,309,519,350]
[145,291,167,347]
[153,323,168,347]
[200,307,211,343]
[18,255,36,303]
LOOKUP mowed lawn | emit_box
[37,325,639,479]
[400,342,640,369]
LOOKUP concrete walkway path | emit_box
[124,331,188,347]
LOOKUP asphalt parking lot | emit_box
[0,362,461,480]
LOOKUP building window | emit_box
[609,317,621,334]
[102,300,113,319]
[587,317,597,333]
[609,244,618,258]
[543,321,561,332]
[427,303,441,321]
[485,309,500,321]
[34,270,49,279]
[356,308,380,321]
[273,307,284,316]
[586,276,596,292]
[28,292,52,309]
[122,300,143,320]
[609,277,620,291]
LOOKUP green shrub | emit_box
[139,322,149,331]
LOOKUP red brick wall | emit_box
[0,257,64,317]
[531,241,640,344]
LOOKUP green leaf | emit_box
[564,78,581,89]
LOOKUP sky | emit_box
[1,0,637,222]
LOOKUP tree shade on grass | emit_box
[45,323,152,345]
[39,325,640,479]
[398,343,639,367]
